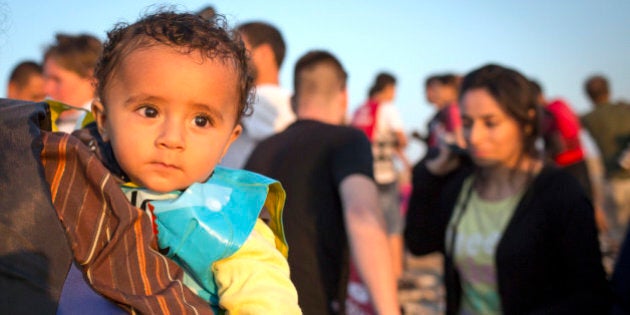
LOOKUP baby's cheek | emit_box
[198,166,216,183]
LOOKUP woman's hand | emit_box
[426,125,465,175]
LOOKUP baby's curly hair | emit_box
[95,10,253,122]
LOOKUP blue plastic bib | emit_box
[124,166,287,308]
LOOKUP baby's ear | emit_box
[91,99,109,142]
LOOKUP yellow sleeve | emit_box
[213,219,302,315]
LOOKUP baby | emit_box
[85,11,299,314]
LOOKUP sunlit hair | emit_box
[293,50,347,91]
[436,74,460,88]
[425,73,459,89]
[44,33,102,78]
[424,75,439,88]
[9,61,42,86]
[368,72,396,98]
[237,21,286,68]
[459,64,540,158]
[95,10,253,122]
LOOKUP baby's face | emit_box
[94,45,241,193]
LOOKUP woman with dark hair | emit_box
[404,64,610,314]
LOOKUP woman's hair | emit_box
[94,10,253,122]
[435,73,459,88]
[368,72,396,98]
[44,33,102,78]
[459,64,540,158]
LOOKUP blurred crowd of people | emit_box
[2,4,629,315]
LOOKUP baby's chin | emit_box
[134,179,188,194]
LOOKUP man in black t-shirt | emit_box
[245,51,400,315]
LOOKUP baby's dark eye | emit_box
[142,107,158,118]
[194,115,211,128]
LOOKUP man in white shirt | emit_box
[221,22,295,168]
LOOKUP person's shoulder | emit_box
[255,84,289,95]
[546,99,573,115]
[379,101,395,108]
[535,164,568,182]
[579,109,596,124]
[248,129,284,157]
[533,165,585,197]
[300,119,362,134]
[334,124,371,142]
[302,122,371,154]
[379,101,399,114]
[613,101,630,112]
[254,84,291,105]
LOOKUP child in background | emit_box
[84,11,300,314]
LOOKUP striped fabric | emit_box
[40,131,214,314]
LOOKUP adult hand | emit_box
[425,126,464,175]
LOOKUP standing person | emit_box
[6,60,46,102]
[404,64,610,314]
[221,21,295,169]
[581,75,630,243]
[42,33,102,132]
[424,74,465,156]
[246,50,400,315]
[531,79,613,239]
[352,72,408,282]
[82,11,299,314]
[531,80,594,199]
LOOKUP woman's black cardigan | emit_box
[404,159,611,314]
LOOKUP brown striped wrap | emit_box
[41,131,213,314]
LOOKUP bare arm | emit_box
[394,130,408,150]
[394,130,412,171]
[340,174,400,314]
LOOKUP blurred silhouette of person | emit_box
[405,64,610,314]
[352,72,408,282]
[532,79,614,243]
[424,74,465,156]
[581,74,630,244]
[7,60,46,102]
[221,21,295,169]
[43,33,102,132]
[531,80,612,235]
[531,80,594,197]
[246,50,400,315]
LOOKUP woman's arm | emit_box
[404,161,453,255]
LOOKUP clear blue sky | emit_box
[1,0,629,161]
